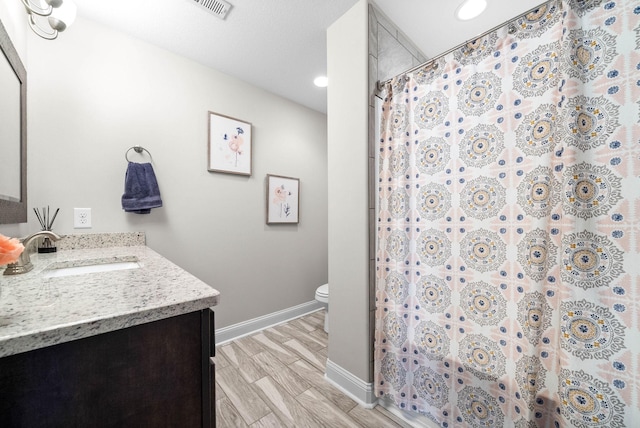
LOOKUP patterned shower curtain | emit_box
[374,0,640,427]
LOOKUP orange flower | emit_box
[0,233,24,266]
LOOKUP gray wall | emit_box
[325,0,427,388]
[0,1,27,60]
[327,0,371,382]
[0,15,328,329]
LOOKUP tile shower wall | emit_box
[367,3,428,369]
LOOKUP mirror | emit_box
[0,19,27,224]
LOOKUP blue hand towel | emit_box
[121,162,163,214]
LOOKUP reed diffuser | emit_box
[34,206,59,253]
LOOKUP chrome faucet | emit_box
[3,231,63,275]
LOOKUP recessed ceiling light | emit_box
[455,0,487,21]
[314,76,328,88]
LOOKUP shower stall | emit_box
[373,0,639,426]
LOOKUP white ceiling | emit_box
[71,0,548,114]
[374,0,545,59]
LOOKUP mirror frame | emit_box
[0,19,27,224]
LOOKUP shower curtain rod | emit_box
[376,0,559,93]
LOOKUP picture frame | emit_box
[266,174,300,224]
[208,111,252,176]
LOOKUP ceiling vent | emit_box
[190,0,232,20]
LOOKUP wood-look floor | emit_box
[214,310,406,427]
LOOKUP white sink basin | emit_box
[43,258,140,278]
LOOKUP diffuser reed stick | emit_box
[34,206,60,253]
[34,206,59,231]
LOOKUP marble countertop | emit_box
[0,245,219,357]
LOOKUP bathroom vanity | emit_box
[0,237,219,427]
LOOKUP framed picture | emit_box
[266,174,299,224]
[208,111,252,175]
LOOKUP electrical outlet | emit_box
[74,208,92,229]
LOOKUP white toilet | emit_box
[315,283,329,333]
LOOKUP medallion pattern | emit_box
[389,103,409,138]
[513,43,561,98]
[515,355,547,410]
[561,230,625,289]
[564,27,617,82]
[460,124,504,168]
[460,281,507,326]
[412,366,449,409]
[415,92,448,129]
[389,76,407,97]
[461,176,506,220]
[513,2,561,39]
[458,386,505,428]
[375,1,639,425]
[563,162,622,220]
[386,230,409,261]
[460,229,506,273]
[558,369,625,427]
[517,165,561,218]
[384,272,409,303]
[417,229,451,267]
[415,321,449,361]
[459,334,506,381]
[417,183,451,221]
[517,291,553,346]
[416,275,451,314]
[514,420,538,428]
[388,188,410,220]
[517,228,558,282]
[454,33,499,65]
[414,58,446,85]
[381,353,408,391]
[561,95,620,152]
[567,0,604,17]
[416,137,450,174]
[515,104,559,156]
[383,312,408,348]
[388,147,409,178]
[560,299,626,360]
[458,72,502,116]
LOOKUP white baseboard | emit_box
[324,359,377,408]
[214,300,324,345]
[323,359,440,428]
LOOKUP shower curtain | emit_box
[374,0,639,427]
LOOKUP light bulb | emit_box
[49,0,77,32]
[456,0,487,21]
[314,76,328,88]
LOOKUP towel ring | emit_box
[125,145,154,163]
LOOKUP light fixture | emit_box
[455,0,487,21]
[314,76,328,88]
[21,0,77,40]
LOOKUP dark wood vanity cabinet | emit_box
[0,309,216,427]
